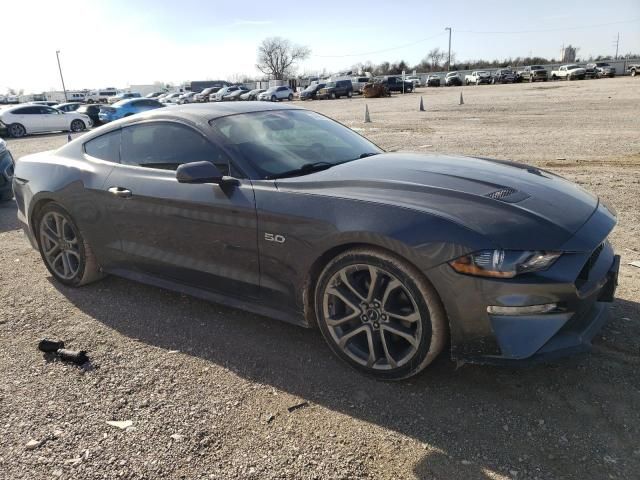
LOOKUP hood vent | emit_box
[485,187,530,203]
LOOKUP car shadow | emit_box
[50,275,640,479]
[0,198,19,232]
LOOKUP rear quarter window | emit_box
[84,130,121,163]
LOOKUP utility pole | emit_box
[56,50,68,102]
[445,27,452,71]
[614,32,620,60]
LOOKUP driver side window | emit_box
[121,123,231,175]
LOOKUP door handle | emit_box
[108,186,132,198]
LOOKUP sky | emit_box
[3,0,639,93]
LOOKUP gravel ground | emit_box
[1,77,639,480]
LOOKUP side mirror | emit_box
[176,161,227,184]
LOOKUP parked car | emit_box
[258,86,295,102]
[195,87,221,102]
[0,104,92,137]
[551,65,586,81]
[300,83,326,100]
[492,69,516,84]
[405,76,423,87]
[0,138,14,203]
[85,88,118,103]
[55,102,83,113]
[316,80,353,99]
[108,92,141,104]
[628,64,640,77]
[377,76,414,93]
[444,72,462,86]
[583,64,598,79]
[426,75,441,87]
[6,95,19,104]
[145,91,167,98]
[98,98,164,123]
[240,89,266,101]
[14,103,620,379]
[587,62,616,78]
[178,92,198,104]
[226,87,250,101]
[351,76,372,94]
[517,65,548,82]
[76,104,105,126]
[465,71,491,85]
[0,94,7,104]
[161,93,183,104]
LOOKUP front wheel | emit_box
[70,119,85,132]
[271,95,277,102]
[36,203,104,287]
[288,94,293,101]
[8,123,26,138]
[315,248,447,380]
[631,69,637,77]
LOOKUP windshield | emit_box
[211,110,382,179]
[531,66,544,70]
[567,65,579,69]
[325,82,336,88]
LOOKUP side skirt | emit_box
[104,267,308,328]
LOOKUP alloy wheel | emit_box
[71,120,84,132]
[39,211,82,280]
[322,264,423,370]
[9,124,25,138]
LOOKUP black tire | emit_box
[86,99,94,104]
[631,69,636,77]
[347,90,353,98]
[288,94,293,101]
[330,92,336,99]
[70,119,85,132]
[35,203,104,287]
[314,247,447,380]
[271,95,277,102]
[8,123,26,138]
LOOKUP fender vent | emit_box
[485,187,530,203]
[486,187,517,200]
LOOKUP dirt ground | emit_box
[1,77,639,480]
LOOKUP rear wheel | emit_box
[8,123,26,138]
[631,69,637,77]
[315,248,447,380]
[36,203,104,287]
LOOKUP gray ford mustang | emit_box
[13,103,619,379]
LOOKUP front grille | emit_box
[576,242,605,288]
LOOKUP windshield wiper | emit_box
[266,162,335,180]
[359,152,380,158]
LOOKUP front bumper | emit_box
[427,203,618,365]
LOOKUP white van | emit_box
[85,88,118,103]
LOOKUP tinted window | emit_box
[13,106,41,114]
[41,107,60,114]
[85,130,121,163]
[121,123,229,173]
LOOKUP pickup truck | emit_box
[551,64,586,81]
[517,65,548,82]
[628,64,639,77]
[465,71,491,85]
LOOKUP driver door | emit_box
[40,106,69,130]
[103,121,260,298]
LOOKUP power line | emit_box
[457,18,640,35]
[312,32,446,58]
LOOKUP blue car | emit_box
[98,98,164,123]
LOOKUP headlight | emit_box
[449,250,561,278]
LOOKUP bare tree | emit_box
[256,37,310,80]
[426,48,446,70]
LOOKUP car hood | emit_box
[275,153,603,250]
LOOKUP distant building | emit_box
[562,45,577,63]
